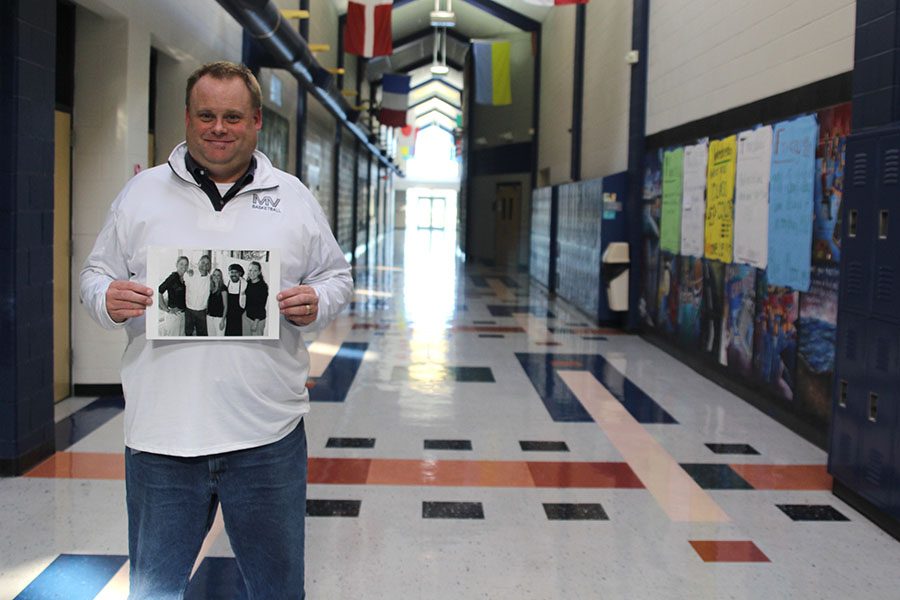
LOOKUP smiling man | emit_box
[80,62,353,599]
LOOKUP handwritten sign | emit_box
[767,115,818,290]
[733,126,772,268]
[660,147,684,253]
[704,135,737,262]
[680,141,708,257]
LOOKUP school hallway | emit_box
[2,227,899,599]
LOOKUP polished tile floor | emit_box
[3,228,900,599]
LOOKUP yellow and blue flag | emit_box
[473,40,511,106]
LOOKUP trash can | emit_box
[601,242,629,312]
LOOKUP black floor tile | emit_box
[777,504,850,521]
[478,334,505,338]
[391,366,495,383]
[680,463,754,489]
[519,440,569,452]
[424,439,473,450]
[326,437,376,448]
[423,501,484,519]
[705,443,760,455]
[543,503,608,520]
[306,499,361,517]
[582,336,608,341]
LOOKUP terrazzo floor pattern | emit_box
[2,228,900,599]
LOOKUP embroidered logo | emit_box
[252,193,282,213]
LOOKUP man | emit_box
[80,61,352,599]
[157,255,188,336]
[182,254,212,336]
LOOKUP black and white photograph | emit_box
[146,247,281,340]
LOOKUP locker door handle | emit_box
[879,210,889,239]
[838,380,848,408]
[849,209,858,237]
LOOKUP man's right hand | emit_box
[106,280,153,323]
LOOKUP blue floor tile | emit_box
[309,342,368,402]
[15,554,127,600]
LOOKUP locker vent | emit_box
[864,449,883,486]
[875,337,891,372]
[845,262,864,293]
[875,266,894,301]
[845,328,858,360]
[884,148,900,185]
[852,152,868,187]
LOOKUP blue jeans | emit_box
[125,420,307,599]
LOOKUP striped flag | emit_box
[344,0,393,58]
[379,74,411,127]
[473,40,511,106]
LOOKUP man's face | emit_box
[229,269,241,282]
[199,256,211,275]
[185,75,262,183]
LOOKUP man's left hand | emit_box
[278,284,318,326]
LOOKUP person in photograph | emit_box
[206,268,227,336]
[80,61,352,599]
[183,254,211,336]
[225,263,246,336]
[242,260,268,336]
[157,256,188,336]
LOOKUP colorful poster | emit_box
[796,264,839,425]
[733,126,772,268]
[660,148,684,253]
[657,252,679,335]
[678,256,703,348]
[641,149,663,327]
[767,115,818,290]
[680,140,709,257]
[704,135,737,262]
[812,104,851,264]
[753,272,799,401]
[722,264,756,371]
[700,260,725,359]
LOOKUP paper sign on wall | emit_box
[733,126,773,269]
[659,147,684,254]
[767,115,818,290]
[704,135,737,263]
[680,140,709,257]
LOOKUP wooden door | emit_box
[494,183,521,268]
[53,111,72,402]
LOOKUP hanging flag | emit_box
[398,123,417,158]
[379,73,410,127]
[522,0,588,5]
[473,40,512,106]
[345,0,393,58]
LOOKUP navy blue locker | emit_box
[871,133,900,322]
[853,319,900,510]
[840,134,877,314]
[598,172,628,323]
[529,187,553,289]
[828,310,868,489]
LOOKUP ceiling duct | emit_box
[216,0,401,175]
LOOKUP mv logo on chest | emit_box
[252,193,282,213]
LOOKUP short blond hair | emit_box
[185,61,262,111]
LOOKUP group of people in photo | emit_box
[158,254,269,337]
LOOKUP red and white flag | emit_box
[344,0,393,58]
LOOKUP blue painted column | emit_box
[625,0,649,331]
[852,0,900,130]
[0,0,57,475]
